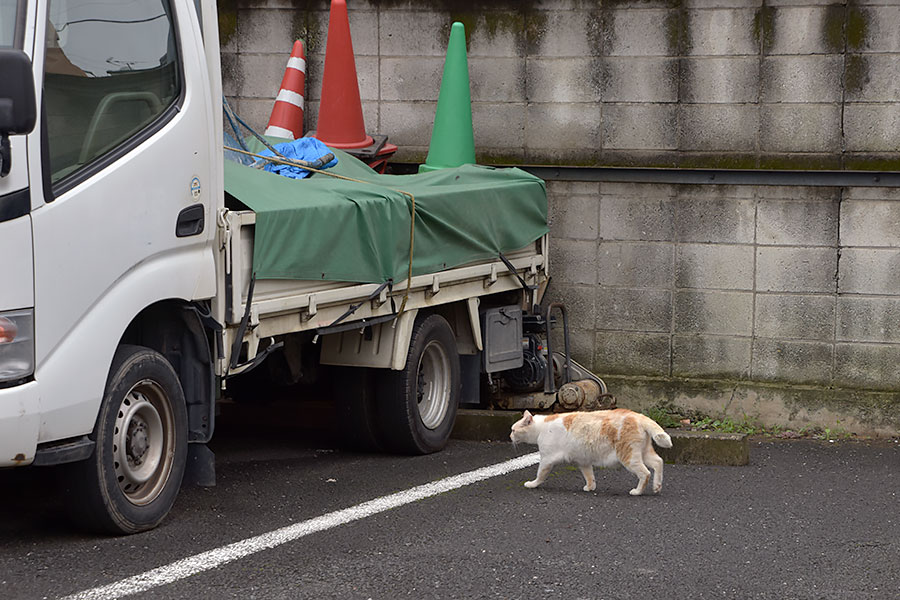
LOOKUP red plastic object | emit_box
[265,40,306,140]
[313,0,373,149]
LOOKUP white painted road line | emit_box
[62,452,541,600]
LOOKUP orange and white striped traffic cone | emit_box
[265,40,306,140]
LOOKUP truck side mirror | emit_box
[0,49,37,177]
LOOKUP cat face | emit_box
[510,410,537,445]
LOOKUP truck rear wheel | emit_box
[65,345,187,534]
[377,314,459,455]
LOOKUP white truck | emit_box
[0,0,556,534]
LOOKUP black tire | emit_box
[376,314,460,455]
[64,345,188,534]
[331,366,384,452]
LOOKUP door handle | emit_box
[176,203,205,237]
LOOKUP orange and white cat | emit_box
[510,408,673,495]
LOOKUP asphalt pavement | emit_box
[0,414,898,600]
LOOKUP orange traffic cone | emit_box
[312,0,372,148]
[265,40,306,140]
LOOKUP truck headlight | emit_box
[0,309,34,384]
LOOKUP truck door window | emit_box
[0,0,25,49]
[43,0,180,185]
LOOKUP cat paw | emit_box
[629,488,642,496]
[583,483,596,492]
[652,484,662,493]
[524,480,540,489]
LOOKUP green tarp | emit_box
[224,146,548,284]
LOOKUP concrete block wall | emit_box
[222,1,900,433]
[548,182,900,434]
[220,0,900,170]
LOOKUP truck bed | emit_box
[217,150,549,373]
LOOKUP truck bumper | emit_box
[0,381,40,466]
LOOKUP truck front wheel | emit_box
[65,345,188,534]
[377,314,460,455]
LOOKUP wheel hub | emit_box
[416,340,451,430]
[126,417,149,464]
[112,380,174,506]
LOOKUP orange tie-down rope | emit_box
[224,145,415,315]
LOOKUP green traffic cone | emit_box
[419,22,476,173]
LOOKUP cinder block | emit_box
[602,104,678,151]
[845,55,900,102]
[303,55,324,101]
[761,104,842,153]
[837,297,900,344]
[680,57,759,103]
[526,57,601,103]
[470,58,527,103]
[547,284,597,331]
[347,10,379,56]
[840,200,900,247]
[674,290,754,335]
[674,194,755,243]
[549,195,599,241]
[596,288,672,333]
[595,331,671,377]
[598,241,674,288]
[761,56,843,103]
[756,247,838,294]
[855,7,900,53]
[844,187,900,202]
[757,198,839,246]
[676,243,754,290]
[472,102,526,149]
[686,8,759,56]
[835,343,900,391]
[672,334,751,379]
[600,58,678,103]
[379,12,449,56]
[751,339,833,386]
[563,328,597,368]
[550,239,598,285]
[463,13,525,58]
[221,54,243,97]
[602,9,674,57]
[599,195,675,242]
[756,186,841,202]
[379,101,437,146]
[755,294,836,341]
[843,104,900,153]
[547,181,601,196]
[238,9,299,55]
[527,10,600,57]
[685,0,762,6]
[768,6,838,55]
[526,103,602,151]
[231,98,276,134]
[355,56,379,101]
[601,182,678,199]
[380,57,443,102]
[678,104,758,152]
[838,248,900,295]
[235,54,293,99]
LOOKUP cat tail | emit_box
[641,417,673,448]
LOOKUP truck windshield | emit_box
[0,0,24,49]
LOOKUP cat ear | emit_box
[523,410,533,425]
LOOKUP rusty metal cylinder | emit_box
[556,379,601,411]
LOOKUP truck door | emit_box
[30,0,217,439]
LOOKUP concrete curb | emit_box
[451,409,749,466]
